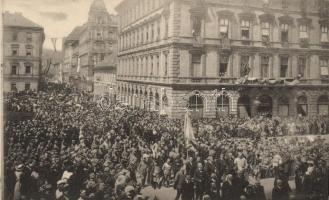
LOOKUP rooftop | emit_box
[3,11,43,29]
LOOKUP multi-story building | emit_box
[62,0,117,91]
[94,64,117,102]
[2,11,45,93]
[115,0,329,118]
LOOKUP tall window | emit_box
[12,47,18,56]
[219,18,229,38]
[25,65,31,74]
[25,83,31,91]
[297,96,308,116]
[150,55,154,76]
[151,23,154,42]
[240,55,250,77]
[241,20,251,40]
[280,24,289,43]
[165,17,169,38]
[298,57,306,77]
[219,54,229,77]
[97,32,103,40]
[164,53,168,76]
[261,22,270,44]
[191,16,202,37]
[11,65,17,75]
[321,26,329,43]
[299,25,308,40]
[12,32,18,41]
[320,58,329,77]
[146,25,149,43]
[27,33,32,42]
[278,96,289,117]
[280,56,289,77]
[26,48,32,56]
[157,20,161,40]
[261,56,270,78]
[11,83,17,91]
[191,54,201,77]
[156,55,160,76]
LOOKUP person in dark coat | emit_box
[246,180,266,200]
[181,175,194,200]
[272,179,290,200]
[174,167,186,200]
[233,171,249,199]
[194,163,206,200]
[222,174,235,200]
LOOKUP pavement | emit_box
[141,178,297,200]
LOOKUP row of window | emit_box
[191,17,329,44]
[11,83,31,91]
[11,46,33,56]
[10,65,32,75]
[119,17,168,50]
[188,94,329,117]
[119,52,169,77]
[190,54,328,78]
[11,32,33,42]
[89,30,117,41]
[120,0,168,28]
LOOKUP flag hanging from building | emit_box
[77,57,81,73]
[184,110,195,145]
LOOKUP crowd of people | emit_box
[4,83,329,200]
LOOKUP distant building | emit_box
[115,0,329,118]
[2,11,45,93]
[62,0,118,91]
[94,46,117,102]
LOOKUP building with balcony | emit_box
[2,11,45,93]
[115,0,329,118]
[62,0,117,91]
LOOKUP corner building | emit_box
[2,12,45,93]
[115,0,329,118]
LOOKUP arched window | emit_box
[257,95,273,117]
[297,96,308,116]
[155,93,160,111]
[318,95,329,115]
[188,93,204,118]
[216,95,230,117]
[278,96,289,117]
[238,95,251,118]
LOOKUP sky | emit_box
[3,0,123,50]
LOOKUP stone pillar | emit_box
[291,55,298,78]
[232,53,240,77]
[272,54,280,78]
[254,54,261,78]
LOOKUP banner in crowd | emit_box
[184,111,195,144]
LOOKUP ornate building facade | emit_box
[62,0,117,91]
[2,12,45,93]
[116,0,329,118]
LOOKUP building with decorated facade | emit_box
[62,0,117,91]
[115,0,329,118]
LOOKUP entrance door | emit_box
[257,95,273,117]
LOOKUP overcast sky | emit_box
[3,0,123,50]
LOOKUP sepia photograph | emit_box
[1,0,329,199]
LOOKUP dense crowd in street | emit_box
[4,83,329,200]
